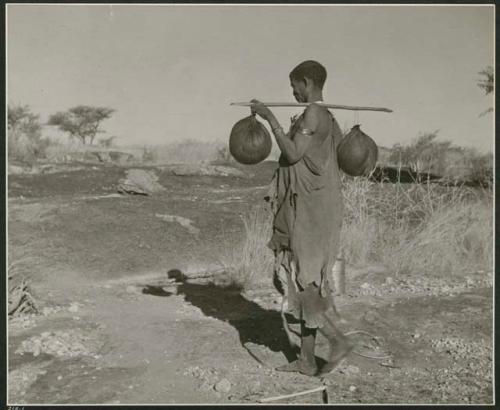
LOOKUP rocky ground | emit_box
[7,162,494,405]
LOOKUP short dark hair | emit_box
[289,60,327,88]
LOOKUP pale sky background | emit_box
[7,4,495,152]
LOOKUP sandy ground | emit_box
[7,162,493,405]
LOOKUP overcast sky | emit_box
[7,4,494,152]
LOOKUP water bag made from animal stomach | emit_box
[229,115,272,165]
[337,124,378,176]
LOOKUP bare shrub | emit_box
[213,145,237,165]
[8,260,38,316]
[142,145,157,163]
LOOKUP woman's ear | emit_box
[304,76,314,89]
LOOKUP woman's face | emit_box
[290,78,307,103]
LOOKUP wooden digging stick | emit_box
[259,386,328,403]
[231,101,393,113]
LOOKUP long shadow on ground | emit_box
[145,269,300,365]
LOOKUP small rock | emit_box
[200,381,212,392]
[413,333,421,339]
[214,378,232,393]
[349,385,357,392]
[360,282,370,289]
[68,303,79,313]
[42,307,52,316]
[57,375,63,380]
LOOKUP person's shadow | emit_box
[145,269,300,365]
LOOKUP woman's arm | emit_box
[251,100,320,164]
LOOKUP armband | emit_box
[298,128,313,136]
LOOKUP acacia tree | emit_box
[48,106,115,145]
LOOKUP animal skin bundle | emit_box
[337,125,378,177]
[229,115,272,165]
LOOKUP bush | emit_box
[136,140,227,165]
[387,133,493,186]
[8,105,50,164]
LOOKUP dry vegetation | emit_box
[223,175,493,290]
[339,175,493,277]
[218,203,274,290]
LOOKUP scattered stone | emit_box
[344,365,360,375]
[68,303,79,313]
[117,169,165,195]
[168,164,248,178]
[42,307,53,316]
[349,385,357,392]
[214,378,232,393]
[155,214,200,236]
[200,381,213,392]
[8,363,49,401]
[15,329,97,358]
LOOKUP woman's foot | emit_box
[276,359,318,376]
[316,341,354,376]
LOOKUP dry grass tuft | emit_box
[218,204,274,290]
[340,175,493,276]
